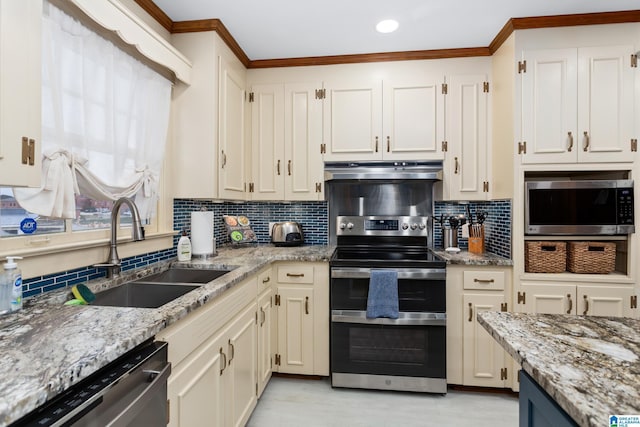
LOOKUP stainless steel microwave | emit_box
[525,180,634,235]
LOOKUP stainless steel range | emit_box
[329,215,447,394]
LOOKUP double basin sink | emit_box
[91,267,233,309]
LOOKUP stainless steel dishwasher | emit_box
[12,339,170,427]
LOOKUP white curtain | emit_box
[14,1,172,222]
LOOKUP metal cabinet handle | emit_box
[583,131,590,152]
[305,296,309,315]
[219,347,227,375]
[473,278,495,284]
[262,276,270,283]
[277,160,281,175]
[583,295,589,315]
[228,339,235,364]
[260,307,266,326]
[221,150,227,168]
[288,160,292,176]
[468,302,473,322]
[386,136,390,152]
[454,157,459,174]
[286,273,304,278]
[567,294,573,314]
[567,131,573,152]
[375,136,379,152]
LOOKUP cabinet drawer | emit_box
[277,264,314,284]
[463,270,505,291]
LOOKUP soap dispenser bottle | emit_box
[3,256,23,312]
[177,230,192,262]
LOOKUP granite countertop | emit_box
[431,249,513,266]
[478,311,640,427]
[0,244,334,426]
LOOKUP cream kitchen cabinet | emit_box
[520,45,636,164]
[440,74,490,201]
[219,54,247,200]
[249,82,323,201]
[322,78,444,162]
[516,282,637,317]
[0,0,41,187]
[447,266,514,389]
[156,275,258,427]
[256,267,274,397]
[273,262,329,376]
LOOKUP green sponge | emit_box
[71,284,96,304]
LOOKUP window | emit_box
[1,1,171,257]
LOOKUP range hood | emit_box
[324,161,443,181]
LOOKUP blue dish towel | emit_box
[366,270,399,319]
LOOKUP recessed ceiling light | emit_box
[376,19,399,34]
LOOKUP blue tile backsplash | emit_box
[22,198,510,297]
[434,200,512,258]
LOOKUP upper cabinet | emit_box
[218,55,247,200]
[520,45,636,164]
[441,74,490,201]
[0,0,42,187]
[322,78,444,161]
[249,82,324,201]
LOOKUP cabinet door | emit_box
[277,286,314,374]
[463,293,507,387]
[257,287,273,397]
[577,45,636,163]
[577,285,636,317]
[219,56,246,200]
[518,283,576,314]
[382,79,444,161]
[445,75,489,200]
[250,83,284,200]
[166,334,225,427]
[225,303,258,427]
[0,0,41,187]
[521,48,578,164]
[323,80,382,161]
[284,82,324,200]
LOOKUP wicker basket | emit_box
[525,241,567,273]
[567,242,616,274]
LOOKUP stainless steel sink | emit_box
[91,267,233,308]
[135,268,232,284]
[92,282,201,308]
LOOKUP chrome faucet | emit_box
[95,197,145,278]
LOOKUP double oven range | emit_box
[330,215,447,394]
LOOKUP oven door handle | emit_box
[331,310,446,326]
[331,267,446,280]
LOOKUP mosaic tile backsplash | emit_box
[434,200,512,259]
[22,198,510,297]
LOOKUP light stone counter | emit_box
[431,249,513,266]
[0,244,334,426]
[478,311,640,427]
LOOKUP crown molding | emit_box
[133,1,640,68]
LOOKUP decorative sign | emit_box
[20,218,37,234]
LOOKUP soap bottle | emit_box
[3,257,23,312]
[177,230,192,262]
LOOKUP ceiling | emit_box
[151,0,640,61]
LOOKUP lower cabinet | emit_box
[256,268,274,397]
[517,282,637,317]
[156,275,258,427]
[272,262,329,376]
[519,371,577,427]
[447,265,515,389]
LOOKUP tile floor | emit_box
[247,376,519,427]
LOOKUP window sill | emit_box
[1,230,177,279]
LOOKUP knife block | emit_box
[468,225,485,254]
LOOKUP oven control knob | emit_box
[418,223,426,230]
[410,223,418,230]
[339,222,346,230]
[347,222,354,230]
[401,223,409,230]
